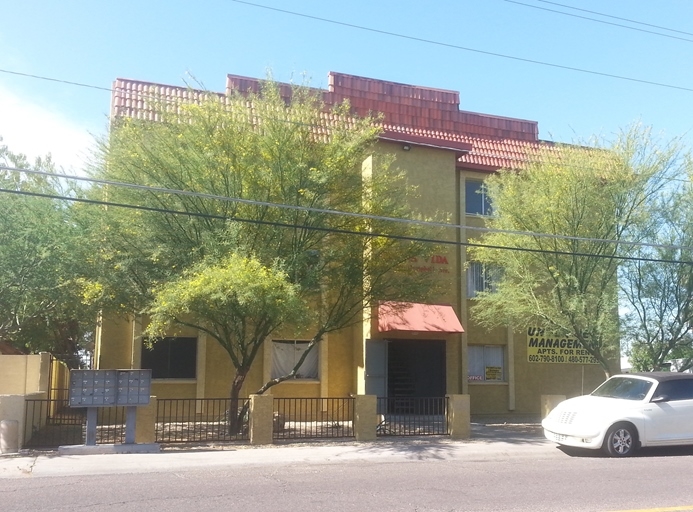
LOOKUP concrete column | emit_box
[250,394,274,445]
[447,394,471,440]
[0,420,19,453]
[0,395,27,448]
[354,395,377,442]
[541,395,565,418]
[135,396,157,444]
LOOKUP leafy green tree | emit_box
[92,80,438,406]
[145,253,309,430]
[0,141,97,367]
[469,126,677,377]
[621,154,693,372]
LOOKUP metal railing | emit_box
[156,398,250,443]
[24,398,84,448]
[376,397,449,436]
[23,399,128,448]
[273,397,355,440]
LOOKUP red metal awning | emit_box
[377,301,464,333]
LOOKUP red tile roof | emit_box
[113,72,553,172]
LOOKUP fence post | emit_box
[0,420,19,453]
[354,395,377,442]
[541,395,565,419]
[446,394,471,439]
[250,394,274,445]
[135,396,157,444]
[0,395,28,449]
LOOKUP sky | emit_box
[1,0,693,173]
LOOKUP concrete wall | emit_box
[0,353,51,395]
[0,391,47,448]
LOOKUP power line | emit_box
[503,0,693,44]
[3,7,691,97]
[2,186,691,266]
[0,69,112,92]
[536,0,693,37]
[228,0,693,93]
[2,164,691,253]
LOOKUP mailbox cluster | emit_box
[69,369,152,407]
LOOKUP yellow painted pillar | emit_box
[354,395,377,442]
[447,394,471,439]
[135,396,157,444]
[541,395,565,419]
[250,394,274,445]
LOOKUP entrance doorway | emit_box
[365,339,446,399]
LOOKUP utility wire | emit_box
[2,4,693,96]
[2,186,691,266]
[503,0,693,44]
[228,0,693,93]
[536,0,693,37]
[2,164,693,256]
[0,69,112,92]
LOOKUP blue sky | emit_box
[1,0,692,172]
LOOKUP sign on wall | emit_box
[526,327,599,365]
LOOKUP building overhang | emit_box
[377,301,465,334]
[379,131,473,158]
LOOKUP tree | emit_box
[621,154,693,372]
[92,79,439,412]
[145,253,309,431]
[469,126,677,377]
[0,141,97,367]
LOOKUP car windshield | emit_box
[591,376,653,400]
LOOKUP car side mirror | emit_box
[651,394,670,403]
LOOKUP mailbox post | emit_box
[67,369,154,450]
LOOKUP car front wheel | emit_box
[603,423,638,457]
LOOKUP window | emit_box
[654,380,693,401]
[271,340,319,380]
[468,345,504,382]
[141,337,197,379]
[465,180,492,216]
[466,262,499,298]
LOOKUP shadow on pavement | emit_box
[470,422,546,445]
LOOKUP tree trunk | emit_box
[254,334,323,395]
[228,369,249,435]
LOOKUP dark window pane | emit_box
[142,337,197,379]
[465,180,492,215]
[465,180,483,215]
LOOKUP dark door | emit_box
[387,340,446,399]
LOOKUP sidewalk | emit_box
[0,422,552,479]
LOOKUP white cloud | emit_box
[0,84,95,173]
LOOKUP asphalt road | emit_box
[2,425,693,511]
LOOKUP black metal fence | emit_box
[376,397,449,436]
[273,397,355,440]
[23,398,128,448]
[24,398,83,448]
[23,394,448,448]
[156,398,250,443]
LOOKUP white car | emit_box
[542,372,693,457]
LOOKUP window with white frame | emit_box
[271,340,319,380]
[465,179,492,216]
[468,345,504,382]
[466,262,499,298]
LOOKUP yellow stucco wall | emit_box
[0,353,50,395]
[92,144,621,416]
